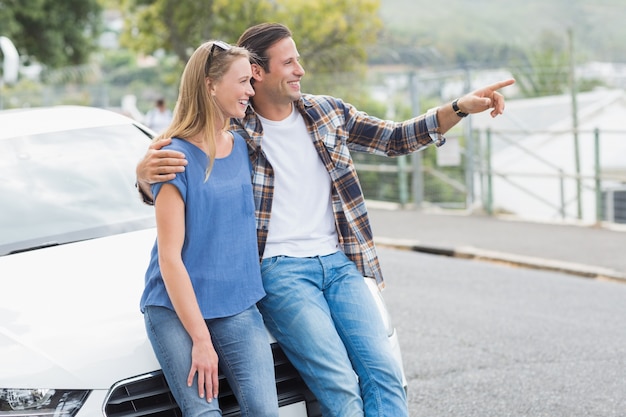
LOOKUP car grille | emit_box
[104,344,321,417]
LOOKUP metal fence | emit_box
[355,126,626,226]
[4,75,626,227]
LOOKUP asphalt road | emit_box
[367,207,626,282]
[378,247,626,417]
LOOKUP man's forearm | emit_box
[135,180,155,206]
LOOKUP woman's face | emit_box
[212,56,255,119]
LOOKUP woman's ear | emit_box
[206,78,216,96]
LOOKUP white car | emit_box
[0,105,405,417]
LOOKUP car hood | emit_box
[0,228,160,389]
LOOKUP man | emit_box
[136,23,514,416]
[144,98,173,134]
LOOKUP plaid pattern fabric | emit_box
[231,94,445,287]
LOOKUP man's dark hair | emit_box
[237,23,292,72]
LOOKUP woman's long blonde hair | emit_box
[154,40,250,179]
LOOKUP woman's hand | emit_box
[188,338,220,401]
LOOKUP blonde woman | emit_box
[140,40,278,417]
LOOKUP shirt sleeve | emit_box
[424,107,446,147]
[338,97,446,156]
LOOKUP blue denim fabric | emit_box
[259,251,408,417]
[144,305,279,417]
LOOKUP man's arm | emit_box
[436,78,515,134]
[136,137,188,204]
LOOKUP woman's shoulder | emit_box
[162,137,191,152]
[229,130,245,141]
[229,131,249,149]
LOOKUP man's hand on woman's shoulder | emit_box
[136,137,188,185]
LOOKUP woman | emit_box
[140,40,278,417]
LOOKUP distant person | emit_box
[136,23,514,417]
[144,98,173,133]
[139,40,279,417]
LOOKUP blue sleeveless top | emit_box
[140,132,265,319]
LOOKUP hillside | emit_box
[377,0,625,64]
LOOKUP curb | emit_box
[374,237,626,284]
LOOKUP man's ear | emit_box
[251,63,264,82]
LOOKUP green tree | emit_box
[273,0,381,75]
[0,0,102,68]
[119,0,381,77]
[510,31,570,98]
[119,0,275,62]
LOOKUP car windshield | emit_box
[0,123,155,255]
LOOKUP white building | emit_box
[469,89,626,224]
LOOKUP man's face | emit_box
[254,37,305,106]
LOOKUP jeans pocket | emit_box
[260,255,284,275]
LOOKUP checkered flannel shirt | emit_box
[231,94,445,287]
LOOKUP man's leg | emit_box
[321,251,408,417]
[259,255,364,417]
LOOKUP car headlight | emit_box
[0,389,90,417]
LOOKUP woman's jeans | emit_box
[259,251,408,417]
[144,304,279,417]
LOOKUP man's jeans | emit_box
[259,251,408,417]
[144,304,279,417]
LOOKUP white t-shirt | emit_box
[258,106,339,258]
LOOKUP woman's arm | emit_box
[154,184,219,401]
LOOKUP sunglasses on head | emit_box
[205,40,232,76]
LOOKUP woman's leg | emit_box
[208,304,279,417]
[144,305,221,417]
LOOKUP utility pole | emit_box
[463,67,474,210]
[568,28,582,219]
[409,71,424,210]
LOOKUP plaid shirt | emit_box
[230,94,445,287]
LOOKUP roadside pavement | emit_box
[367,203,626,283]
